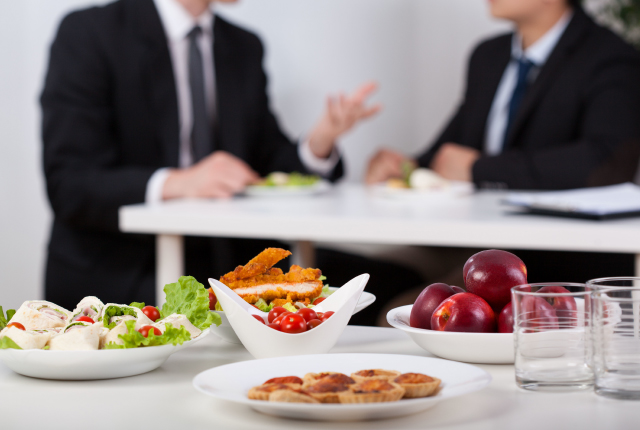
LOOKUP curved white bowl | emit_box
[208,274,369,359]
[0,329,209,380]
[387,305,514,364]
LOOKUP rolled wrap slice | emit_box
[153,313,201,338]
[102,317,136,347]
[0,326,52,349]
[99,304,153,330]
[9,301,71,330]
[71,296,104,322]
[48,321,101,350]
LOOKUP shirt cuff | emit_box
[298,139,339,176]
[145,168,171,204]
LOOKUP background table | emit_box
[119,185,640,304]
[2,326,636,429]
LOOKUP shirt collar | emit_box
[511,10,573,66]
[153,0,214,41]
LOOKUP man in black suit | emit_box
[41,0,380,308]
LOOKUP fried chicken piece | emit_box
[221,248,291,284]
[222,265,321,290]
[237,281,323,305]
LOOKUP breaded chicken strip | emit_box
[221,248,291,283]
[236,281,323,305]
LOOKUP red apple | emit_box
[431,292,496,333]
[451,286,465,294]
[463,250,528,312]
[410,283,456,330]
[519,296,559,332]
[497,302,514,333]
[537,286,577,328]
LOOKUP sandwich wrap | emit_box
[154,313,201,338]
[0,326,52,349]
[100,304,153,330]
[71,296,104,322]
[48,321,101,350]
[9,301,71,330]
[102,319,138,346]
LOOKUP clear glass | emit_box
[587,277,640,400]
[512,283,593,391]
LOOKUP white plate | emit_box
[193,353,491,421]
[0,329,210,380]
[370,181,473,201]
[210,287,376,344]
[244,180,331,198]
[387,305,514,364]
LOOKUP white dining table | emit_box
[2,326,635,430]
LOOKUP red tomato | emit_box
[76,316,94,324]
[142,306,161,322]
[251,305,260,310]
[320,311,335,322]
[313,297,326,305]
[316,312,324,319]
[272,312,292,326]
[267,323,282,331]
[252,315,265,324]
[280,314,307,334]
[138,325,161,338]
[268,306,289,323]
[306,319,322,330]
[7,322,25,331]
[296,308,318,323]
[208,289,218,311]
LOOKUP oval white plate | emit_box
[0,329,209,380]
[370,181,473,201]
[244,180,331,198]
[193,353,491,421]
[387,305,514,364]
[210,287,376,344]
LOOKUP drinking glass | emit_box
[587,277,640,400]
[512,283,593,391]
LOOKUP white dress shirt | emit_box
[146,0,338,203]
[484,11,573,156]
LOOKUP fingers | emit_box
[365,149,405,184]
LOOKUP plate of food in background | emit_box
[244,172,331,197]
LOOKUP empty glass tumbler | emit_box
[512,283,593,391]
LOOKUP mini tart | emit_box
[302,372,354,386]
[394,373,441,398]
[351,369,401,383]
[269,388,319,404]
[338,379,405,404]
[248,383,293,401]
[305,381,352,403]
[264,376,303,386]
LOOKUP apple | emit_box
[519,296,559,332]
[463,250,528,312]
[451,286,465,294]
[431,292,496,333]
[537,286,577,328]
[497,302,513,333]
[410,283,456,330]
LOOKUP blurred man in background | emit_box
[41,0,380,308]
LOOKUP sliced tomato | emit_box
[313,297,326,305]
[208,289,218,311]
[76,316,94,324]
[7,322,25,331]
[138,325,162,338]
[252,315,266,324]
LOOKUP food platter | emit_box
[193,353,491,421]
[244,179,331,198]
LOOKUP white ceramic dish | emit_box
[387,305,514,364]
[244,180,331,198]
[210,287,376,344]
[193,352,491,421]
[370,181,474,201]
[0,329,210,380]
[208,275,369,359]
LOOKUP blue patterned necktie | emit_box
[503,57,535,148]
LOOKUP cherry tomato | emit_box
[251,305,260,310]
[316,312,324,319]
[320,311,335,322]
[280,314,307,334]
[138,325,161,338]
[208,289,218,311]
[268,306,289,323]
[141,306,161,322]
[306,319,322,330]
[7,322,25,331]
[272,312,292,326]
[313,297,326,305]
[252,315,265,324]
[76,316,94,324]
[267,323,282,331]
[296,308,318,323]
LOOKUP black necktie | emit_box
[188,26,212,162]
[502,57,535,149]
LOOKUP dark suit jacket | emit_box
[41,0,343,308]
[418,8,640,190]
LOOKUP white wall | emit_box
[0,0,508,309]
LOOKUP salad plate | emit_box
[210,287,376,344]
[244,179,331,198]
[370,181,473,201]
[193,353,491,421]
[0,328,210,380]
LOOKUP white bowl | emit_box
[208,275,369,359]
[387,305,514,364]
[0,329,210,380]
[210,287,376,344]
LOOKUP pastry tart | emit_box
[338,379,405,404]
[263,376,303,386]
[248,383,293,401]
[305,381,353,403]
[269,388,319,404]
[303,372,352,386]
[394,373,441,398]
[350,369,401,383]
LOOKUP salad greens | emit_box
[253,298,273,313]
[102,305,139,329]
[129,302,145,310]
[0,306,16,331]
[104,321,191,349]
[0,336,21,350]
[263,172,320,187]
[161,276,221,330]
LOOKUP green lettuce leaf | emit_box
[160,276,221,330]
[253,298,274,313]
[320,285,334,298]
[0,336,22,350]
[103,320,192,349]
[102,305,138,329]
[129,302,145,310]
[0,307,16,331]
[214,301,223,312]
